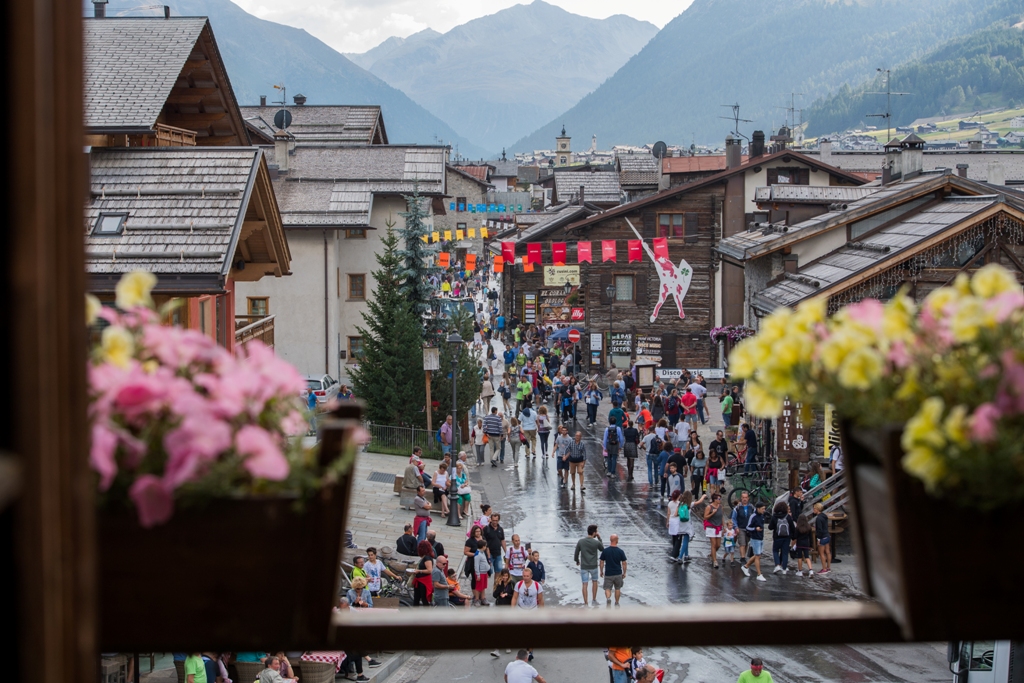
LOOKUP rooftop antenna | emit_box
[719,104,752,140]
[271,84,290,130]
[774,92,804,130]
[866,68,912,144]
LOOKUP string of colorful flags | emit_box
[419,227,490,243]
[449,202,524,213]
[501,239,670,265]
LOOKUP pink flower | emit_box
[844,299,884,329]
[90,424,119,491]
[163,414,233,487]
[236,425,289,481]
[986,290,1024,323]
[282,410,308,436]
[193,370,246,420]
[129,475,174,527]
[113,369,168,421]
[887,340,911,368]
[970,403,1001,442]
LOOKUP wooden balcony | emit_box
[154,123,197,147]
[235,314,274,350]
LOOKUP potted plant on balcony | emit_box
[88,272,363,650]
[728,264,1024,640]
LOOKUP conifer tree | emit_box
[431,307,482,443]
[397,185,439,320]
[349,226,426,427]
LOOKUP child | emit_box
[793,513,814,576]
[740,502,768,581]
[526,550,546,584]
[473,547,491,605]
[722,520,737,564]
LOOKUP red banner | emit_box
[571,307,585,321]
[501,241,515,264]
[653,237,669,260]
[493,256,504,273]
[438,252,450,268]
[527,243,542,265]
[577,241,592,263]
[602,240,617,262]
[628,240,642,262]
[551,242,567,265]
[465,254,477,271]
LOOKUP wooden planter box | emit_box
[98,413,360,650]
[842,421,1023,640]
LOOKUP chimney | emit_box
[968,139,983,151]
[750,130,765,159]
[988,162,1005,186]
[725,134,742,169]
[274,130,290,173]
[163,5,170,18]
[883,139,902,183]
[92,0,107,17]
[956,163,969,179]
[259,95,267,107]
[578,185,585,206]
[901,135,924,178]
[293,94,307,106]
[819,138,832,165]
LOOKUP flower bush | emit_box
[710,325,756,343]
[88,271,353,527]
[729,264,1024,508]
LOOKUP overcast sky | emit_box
[231,0,690,54]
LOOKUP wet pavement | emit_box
[440,335,950,681]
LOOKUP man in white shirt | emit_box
[688,380,708,425]
[504,650,547,683]
[674,418,691,446]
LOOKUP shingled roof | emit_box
[84,18,248,144]
[85,147,289,293]
[240,105,387,145]
[269,145,448,228]
[554,171,621,205]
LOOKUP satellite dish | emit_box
[652,141,668,159]
[273,109,292,130]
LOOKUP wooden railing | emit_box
[235,314,274,350]
[154,123,197,147]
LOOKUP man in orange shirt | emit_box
[607,647,632,683]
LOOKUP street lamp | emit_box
[446,330,463,527]
[605,283,616,371]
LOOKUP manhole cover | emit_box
[367,471,396,484]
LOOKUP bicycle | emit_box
[726,465,776,508]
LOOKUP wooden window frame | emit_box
[247,296,269,317]
[347,336,364,363]
[612,273,635,303]
[345,229,367,239]
[347,273,366,301]
[656,212,684,239]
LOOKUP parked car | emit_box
[304,374,339,405]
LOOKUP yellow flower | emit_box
[742,381,785,417]
[101,325,135,369]
[791,297,826,331]
[819,326,867,373]
[86,294,101,326]
[901,397,946,452]
[902,446,948,492]
[142,359,159,374]
[837,347,884,390]
[923,286,959,317]
[953,273,972,296]
[729,337,772,379]
[772,331,814,370]
[949,296,992,343]
[115,270,157,310]
[971,263,1020,299]
[759,307,793,343]
[882,295,915,342]
[943,404,969,447]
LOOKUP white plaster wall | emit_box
[792,226,849,265]
[742,160,834,214]
[810,149,1024,182]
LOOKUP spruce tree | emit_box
[431,307,482,444]
[349,226,426,427]
[397,185,439,321]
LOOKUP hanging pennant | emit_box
[527,243,542,265]
[468,228,476,238]
[469,205,476,213]
[524,261,535,273]
[481,227,489,238]
[494,255,504,267]
[602,240,617,262]
[432,231,440,242]
[444,230,452,241]
[421,235,429,243]
[628,240,642,262]
[465,254,477,271]
[456,229,465,240]
[551,242,567,265]
[577,241,592,263]
[494,259,504,273]
[501,241,516,264]
[438,252,451,267]
[449,202,456,211]
[653,237,669,260]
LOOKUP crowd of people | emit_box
[174,651,380,683]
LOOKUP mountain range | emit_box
[162,0,491,157]
[509,0,1024,152]
[343,1,658,153]
[804,22,1024,137]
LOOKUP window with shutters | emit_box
[657,213,683,238]
[614,275,634,302]
[767,167,810,185]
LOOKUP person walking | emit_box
[813,502,833,574]
[483,512,507,574]
[481,375,495,413]
[688,378,708,425]
[737,658,774,683]
[740,501,768,581]
[769,500,794,574]
[574,524,604,606]
[742,422,760,476]
[681,386,698,430]
[518,405,538,458]
[731,490,754,564]
[536,406,552,459]
[585,382,603,427]
[506,534,530,581]
[603,418,625,479]
[507,417,524,467]
[484,407,505,467]
[511,567,544,660]
[554,425,573,489]
[720,390,734,427]
[703,492,725,568]
[566,430,588,492]
[623,419,641,482]
[599,534,627,606]
[675,490,703,564]
[439,414,454,457]
[793,513,814,576]
[667,490,684,559]
[641,431,660,487]
[472,418,487,466]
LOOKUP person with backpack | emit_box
[665,389,682,428]
[731,490,754,563]
[622,419,641,482]
[505,534,530,580]
[792,513,815,576]
[769,501,794,574]
[674,490,704,564]
[740,501,768,581]
[603,418,625,479]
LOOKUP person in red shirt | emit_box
[681,388,698,430]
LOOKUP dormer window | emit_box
[92,213,126,236]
